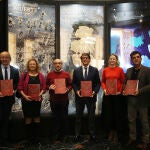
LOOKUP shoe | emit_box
[74,135,80,142]
[127,139,136,146]
[90,135,98,143]
[137,143,148,150]
[108,131,114,142]
[54,135,64,143]
[1,141,11,148]
[74,143,84,149]
[112,133,118,144]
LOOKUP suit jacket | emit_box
[124,65,150,107]
[0,65,19,103]
[72,65,100,102]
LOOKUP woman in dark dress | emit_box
[17,58,46,141]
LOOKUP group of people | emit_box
[101,51,150,150]
[0,51,150,150]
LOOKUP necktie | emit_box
[84,67,88,79]
[4,67,8,80]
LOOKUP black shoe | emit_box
[74,135,80,142]
[1,140,11,147]
[126,139,136,146]
[137,142,149,150]
[90,135,98,143]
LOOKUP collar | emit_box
[1,64,10,69]
[82,65,89,69]
[54,69,63,72]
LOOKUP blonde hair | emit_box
[108,53,120,66]
[26,58,40,72]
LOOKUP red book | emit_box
[54,78,66,94]
[106,79,117,95]
[80,81,92,97]
[124,80,139,95]
[28,84,40,101]
[0,79,13,96]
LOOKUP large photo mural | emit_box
[8,0,55,114]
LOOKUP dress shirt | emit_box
[1,65,10,80]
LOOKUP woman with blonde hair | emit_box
[101,54,125,144]
[17,58,46,142]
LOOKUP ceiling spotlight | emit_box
[139,19,143,23]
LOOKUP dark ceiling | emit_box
[108,1,150,27]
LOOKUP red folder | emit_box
[106,79,117,95]
[54,78,66,94]
[0,79,13,96]
[28,84,40,101]
[80,81,92,97]
[124,80,139,95]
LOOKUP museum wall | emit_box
[0,0,149,116]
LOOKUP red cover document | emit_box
[0,79,13,96]
[106,79,117,95]
[54,78,66,94]
[80,81,92,97]
[28,84,40,101]
[124,80,139,95]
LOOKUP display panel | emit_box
[60,4,104,114]
[111,23,150,72]
[8,0,55,113]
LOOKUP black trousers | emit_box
[50,101,69,137]
[101,95,127,137]
[75,99,96,136]
[0,98,13,142]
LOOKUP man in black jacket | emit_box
[0,51,19,146]
[72,53,100,142]
[123,51,150,150]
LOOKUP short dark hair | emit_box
[80,53,91,59]
[130,51,141,59]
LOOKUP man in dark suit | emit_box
[123,51,150,150]
[72,53,100,142]
[0,51,19,146]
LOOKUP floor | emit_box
[0,134,144,150]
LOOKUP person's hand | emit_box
[91,91,95,97]
[116,91,121,95]
[122,90,127,96]
[23,95,32,101]
[104,89,108,95]
[133,90,139,96]
[122,90,138,96]
[0,92,4,97]
[76,90,81,97]
[49,84,56,90]
[65,88,69,93]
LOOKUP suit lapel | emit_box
[137,65,144,80]
[87,66,92,79]
[9,66,15,79]
[127,67,134,79]
[0,66,4,80]
[79,67,84,80]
